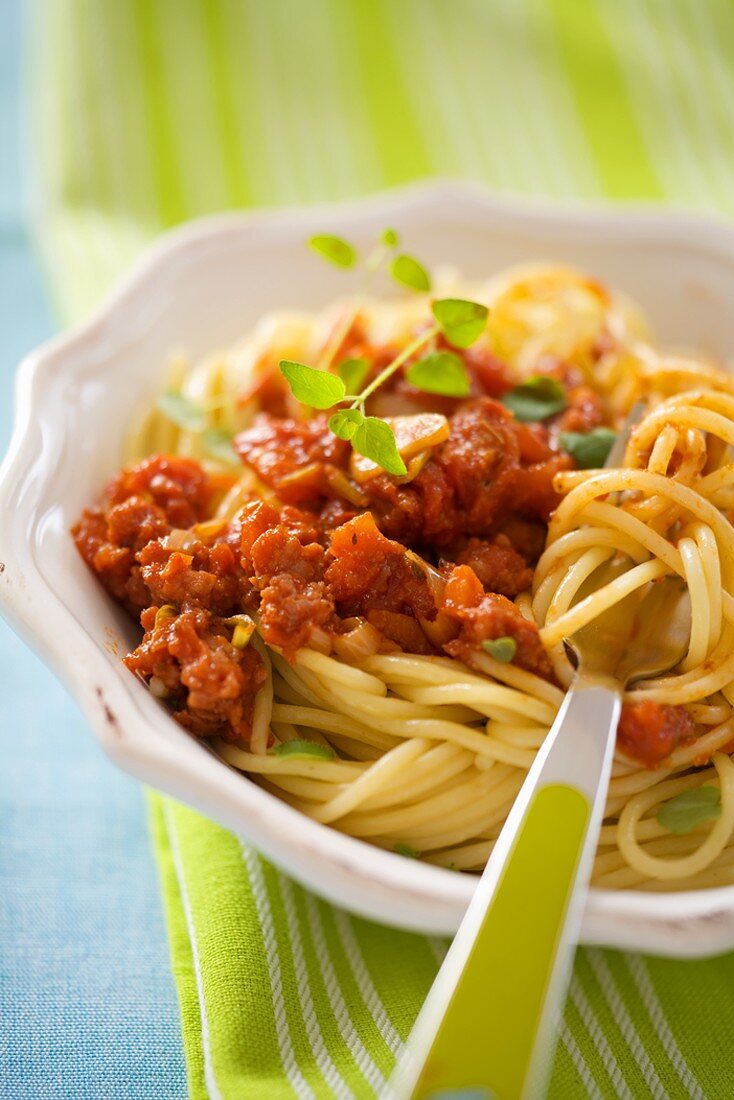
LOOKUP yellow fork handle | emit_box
[392,679,621,1100]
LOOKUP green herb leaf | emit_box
[481,636,518,663]
[390,254,431,293]
[657,786,721,835]
[559,427,617,469]
[308,234,357,268]
[501,375,567,422]
[338,357,370,395]
[432,298,488,348]
[156,391,208,431]
[381,227,399,247]
[352,417,408,476]
[201,428,240,466]
[274,740,336,761]
[406,351,471,397]
[280,360,346,409]
[394,842,420,859]
[329,408,364,441]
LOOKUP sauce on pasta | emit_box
[72,264,734,892]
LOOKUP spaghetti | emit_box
[74,264,734,891]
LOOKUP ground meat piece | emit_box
[124,607,266,742]
[340,473,425,544]
[326,513,437,624]
[494,517,548,563]
[106,454,214,527]
[386,398,569,546]
[461,345,513,398]
[345,407,514,547]
[73,507,152,613]
[240,500,281,565]
[452,536,533,597]
[503,453,570,520]
[138,537,247,615]
[436,398,521,513]
[556,384,606,436]
[250,527,327,584]
[279,505,324,546]
[240,500,325,571]
[617,701,696,768]
[106,497,170,553]
[441,564,552,677]
[244,517,336,658]
[235,414,349,504]
[258,573,336,658]
[319,498,360,531]
[73,456,220,613]
[514,422,555,464]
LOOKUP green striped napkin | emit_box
[30,2,734,1096]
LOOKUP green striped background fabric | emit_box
[29,1,734,1096]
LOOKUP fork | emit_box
[392,445,691,1100]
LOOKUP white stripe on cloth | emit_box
[30,3,115,320]
[86,3,157,255]
[509,0,601,198]
[624,954,705,1100]
[685,0,734,139]
[237,2,297,207]
[585,949,670,1100]
[164,803,224,1100]
[481,0,578,198]
[333,911,405,1058]
[277,875,356,1100]
[64,4,141,298]
[599,0,716,208]
[569,971,634,1100]
[653,0,731,200]
[304,893,389,1097]
[559,1021,605,1100]
[299,0,366,201]
[242,846,317,1100]
[402,5,485,181]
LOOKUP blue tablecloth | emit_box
[0,6,186,1096]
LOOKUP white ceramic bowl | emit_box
[4,181,734,957]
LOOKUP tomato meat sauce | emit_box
[72,357,692,764]
[617,701,696,768]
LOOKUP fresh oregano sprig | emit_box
[309,228,429,373]
[280,232,488,474]
[156,232,489,477]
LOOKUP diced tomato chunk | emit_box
[326,514,436,622]
[618,701,696,767]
